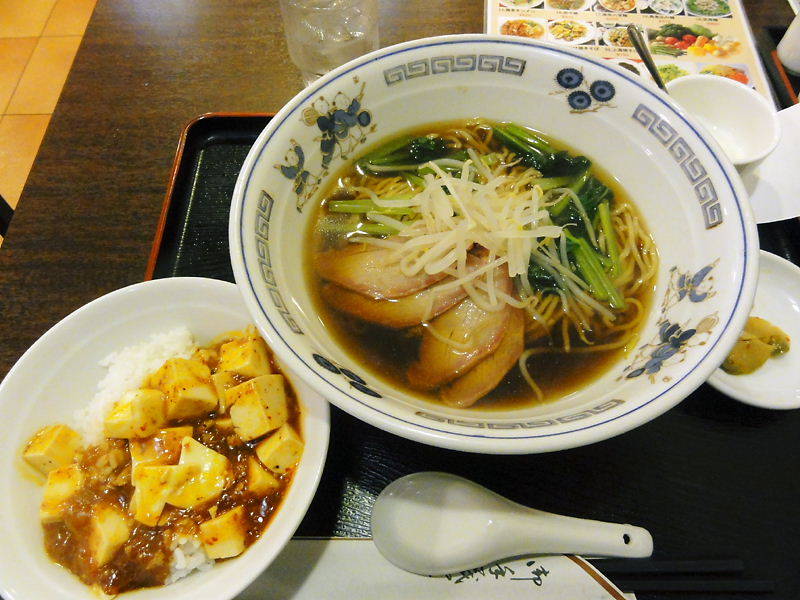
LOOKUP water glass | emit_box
[279,0,379,86]
[777,15,800,76]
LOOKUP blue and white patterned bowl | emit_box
[229,34,758,454]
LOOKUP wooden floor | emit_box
[0,0,96,246]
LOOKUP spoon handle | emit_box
[510,509,654,559]
[626,24,668,92]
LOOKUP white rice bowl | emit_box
[0,278,330,600]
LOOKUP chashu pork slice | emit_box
[439,308,525,408]
[407,267,514,390]
[315,240,448,300]
[318,254,487,329]
[320,281,468,329]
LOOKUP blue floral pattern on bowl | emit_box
[313,353,382,398]
[621,260,719,383]
[553,67,616,113]
[275,77,376,211]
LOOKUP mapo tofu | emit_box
[22,327,303,594]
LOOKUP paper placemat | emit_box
[237,539,634,599]
[484,0,772,101]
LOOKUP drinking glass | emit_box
[279,0,379,86]
[777,15,800,76]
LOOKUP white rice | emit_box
[166,535,215,584]
[74,327,197,446]
[73,327,215,583]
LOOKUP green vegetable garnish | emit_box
[566,231,626,309]
[493,123,591,176]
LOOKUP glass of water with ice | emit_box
[279,0,379,86]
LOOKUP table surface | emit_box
[2,1,794,378]
[0,0,797,597]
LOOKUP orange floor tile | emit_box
[6,36,82,114]
[0,0,57,38]
[0,0,96,246]
[43,0,98,37]
[0,114,51,208]
[0,38,37,113]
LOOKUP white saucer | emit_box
[707,250,800,410]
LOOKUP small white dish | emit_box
[0,277,330,600]
[708,250,800,410]
[738,103,800,224]
[666,74,781,166]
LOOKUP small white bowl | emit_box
[666,74,781,166]
[707,250,800,410]
[0,277,330,600]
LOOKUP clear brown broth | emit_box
[305,121,654,409]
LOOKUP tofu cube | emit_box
[104,398,135,438]
[88,504,132,566]
[129,426,193,484]
[193,347,219,366]
[40,464,84,523]
[255,424,303,474]
[228,395,271,442]
[129,389,167,438]
[228,375,287,441]
[23,424,82,475]
[210,371,240,413]
[199,506,247,559]
[247,456,280,496]
[150,358,218,420]
[218,335,272,379]
[166,437,230,509]
[131,464,195,526]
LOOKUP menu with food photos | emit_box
[484,0,772,100]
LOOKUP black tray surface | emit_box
[150,111,800,600]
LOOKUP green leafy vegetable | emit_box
[357,135,452,170]
[550,175,613,227]
[318,215,396,237]
[403,172,425,188]
[358,135,414,166]
[327,199,415,216]
[493,123,591,176]
[566,232,625,309]
[408,137,450,163]
[688,23,715,37]
[597,202,620,278]
[526,260,560,293]
[533,175,579,192]
[651,23,694,39]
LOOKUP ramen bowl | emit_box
[229,34,758,454]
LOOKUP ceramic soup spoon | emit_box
[371,472,653,576]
